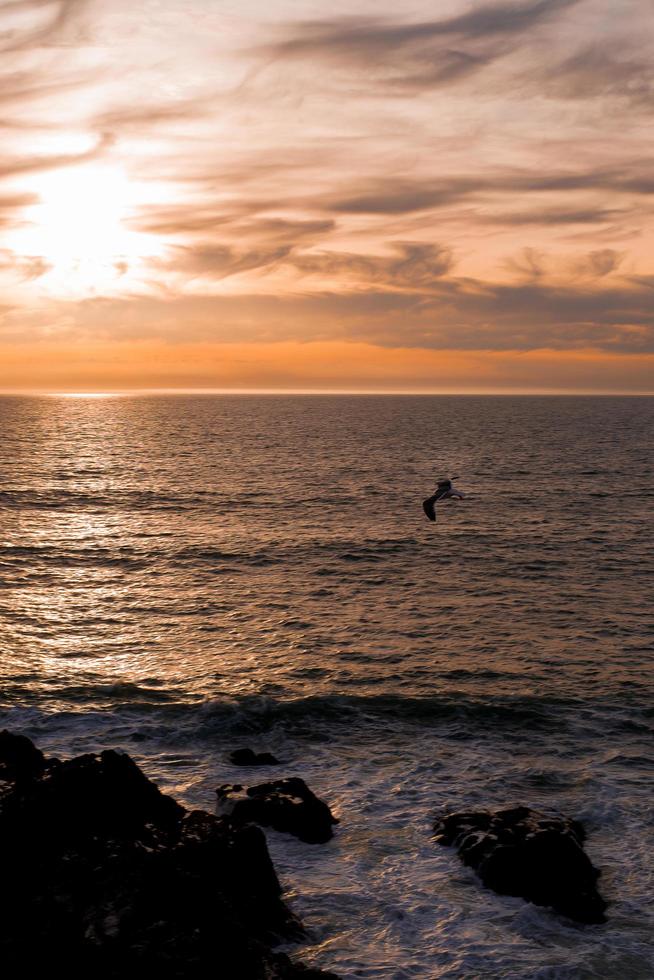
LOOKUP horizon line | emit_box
[0,387,652,397]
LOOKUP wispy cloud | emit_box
[0,247,50,280]
[536,42,654,107]
[261,0,581,91]
[6,258,650,356]
[321,165,654,216]
[0,132,113,180]
[479,207,625,226]
[0,0,87,55]
[0,191,38,226]
[292,243,454,287]
[164,243,294,280]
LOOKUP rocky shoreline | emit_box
[0,731,608,977]
[0,730,337,978]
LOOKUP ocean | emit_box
[0,393,652,978]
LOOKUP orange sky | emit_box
[0,0,652,392]
[3,341,653,395]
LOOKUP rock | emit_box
[0,728,47,782]
[433,806,607,924]
[0,732,339,978]
[230,748,281,767]
[216,777,338,844]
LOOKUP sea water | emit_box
[0,394,652,978]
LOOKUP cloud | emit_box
[0,68,93,109]
[153,240,454,288]
[16,266,651,356]
[241,218,336,244]
[459,280,652,352]
[293,242,454,288]
[331,277,654,353]
[480,207,625,226]
[0,131,113,180]
[0,248,50,280]
[504,246,627,282]
[164,243,294,280]
[319,164,654,216]
[0,191,38,226]
[133,207,335,243]
[256,0,654,118]
[262,0,581,91]
[0,0,87,55]
[571,248,626,278]
[134,209,235,236]
[504,246,546,280]
[93,99,211,137]
[539,43,654,107]
[93,234,650,356]
[325,179,476,215]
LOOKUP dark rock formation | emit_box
[230,748,281,767]
[0,728,47,782]
[433,806,607,924]
[0,730,339,978]
[217,777,338,845]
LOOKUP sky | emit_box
[0,0,652,392]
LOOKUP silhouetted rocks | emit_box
[0,728,46,782]
[230,747,281,767]
[0,731,339,978]
[217,777,338,844]
[433,806,607,924]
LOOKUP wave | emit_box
[0,528,418,573]
[168,536,418,569]
[0,545,149,570]
[0,489,223,513]
[2,691,651,745]
[0,488,364,514]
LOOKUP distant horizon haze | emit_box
[1,340,653,394]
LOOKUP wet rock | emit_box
[217,777,338,844]
[230,748,281,767]
[0,732,339,978]
[433,805,607,924]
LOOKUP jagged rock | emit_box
[230,748,281,767]
[0,732,339,978]
[433,805,607,924]
[216,777,338,844]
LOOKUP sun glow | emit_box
[12,163,165,297]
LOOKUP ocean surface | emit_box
[0,393,652,979]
